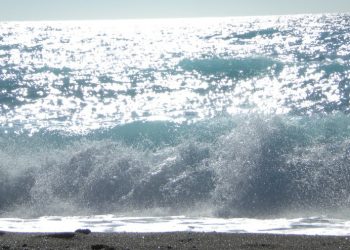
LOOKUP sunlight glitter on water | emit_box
[2,14,349,134]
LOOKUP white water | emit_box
[1,216,350,236]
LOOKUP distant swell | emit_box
[1,114,350,218]
[179,57,283,80]
[1,14,350,134]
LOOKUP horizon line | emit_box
[0,11,348,23]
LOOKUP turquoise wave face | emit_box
[1,114,350,217]
[179,57,283,79]
[0,14,349,134]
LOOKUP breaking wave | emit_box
[1,114,350,218]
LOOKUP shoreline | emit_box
[1,231,349,249]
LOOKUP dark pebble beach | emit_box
[1,231,350,249]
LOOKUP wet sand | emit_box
[1,231,350,249]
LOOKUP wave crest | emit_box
[1,114,350,218]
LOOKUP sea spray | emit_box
[1,114,350,217]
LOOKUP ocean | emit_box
[1,13,350,235]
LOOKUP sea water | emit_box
[1,13,350,235]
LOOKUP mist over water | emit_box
[1,14,350,221]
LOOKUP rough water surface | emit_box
[0,13,350,234]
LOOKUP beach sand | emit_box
[0,231,349,249]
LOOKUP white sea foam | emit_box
[1,215,350,236]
